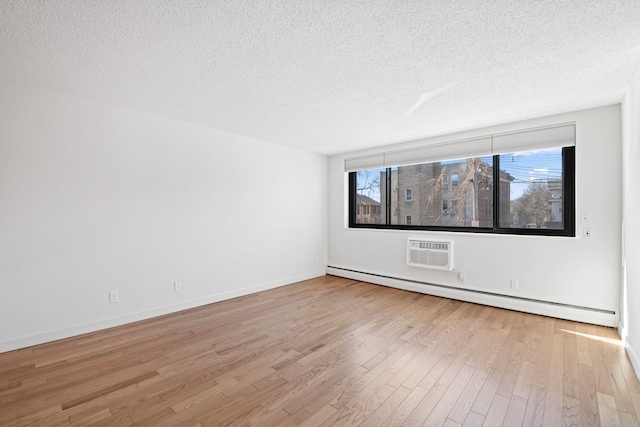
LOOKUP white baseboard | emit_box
[0,270,325,354]
[327,266,617,327]
[619,322,627,342]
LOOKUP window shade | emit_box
[492,124,575,155]
[344,137,492,172]
[344,123,575,172]
[344,154,384,173]
[384,137,493,168]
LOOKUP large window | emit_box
[348,125,575,236]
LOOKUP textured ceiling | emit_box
[1,1,640,155]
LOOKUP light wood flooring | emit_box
[1,275,639,426]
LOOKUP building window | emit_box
[353,169,385,225]
[348,145,575,237]
[451,200,459,215]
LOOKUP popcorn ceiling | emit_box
[1,1,639,154]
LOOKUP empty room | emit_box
[2,1,640,426]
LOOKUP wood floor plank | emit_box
[502,395,527,426]
[497,341,527,398]
[615,346,640,395]
[423,364,476,426]
[380,386,428,426]
[342,383,395,426]
[532,318,556,388]
[633,391,640,420]
[597,392,620,426]
[542,332,565,426]
[68,407,112,426]
[512,360,535,399]
[339,370,394,415]
[481,394,510,426]
[574,323,593,366]
[522,385,546,427]
[360,383,411,427]
[448,364,495,424]
[0,276,637,426]
[317,406,354,427]
[400,383,447,426]
[618,410,640,426]
[62,370,159,410]
[438,347,475,387]
[562,394,580,427]
[562,324,581,399]
[608,355,636,413]
[298,404,336,427]
[579,361,600,427]
[593,362,614,395]
[461,411,485,427]
[469,325,522,416]
[300,366,368,415]
[283,362,364,415]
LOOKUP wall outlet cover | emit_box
[109,291,119,303]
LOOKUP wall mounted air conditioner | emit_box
[407,238,453,271]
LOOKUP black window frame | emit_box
[348,146,575,237]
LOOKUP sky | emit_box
[501,147,563,199]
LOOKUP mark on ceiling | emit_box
[405,83,457,116]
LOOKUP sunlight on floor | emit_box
[559,329,623,347]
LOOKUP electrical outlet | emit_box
[457,272,465,282]
[583,227,592,238]
[581,212,591,225]
[510,280,518,290]
[109,291,119,303]
[174,281,182,292]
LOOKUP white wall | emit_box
[328,105,621,324]
[621,65,640,376]
[0,80,327,352]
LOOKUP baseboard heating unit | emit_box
[325,266,617,327]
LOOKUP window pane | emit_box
[355,168,385,224]
[389,157,493,227]
[499,147,563,229]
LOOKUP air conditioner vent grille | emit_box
[415,241,448,251]
[407,238,453,271]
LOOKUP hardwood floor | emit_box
[1,275,639,426]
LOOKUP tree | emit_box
[511,182,551,228]
[448,158,491,226]
[356,170,380,197]
[395,158,492,227]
